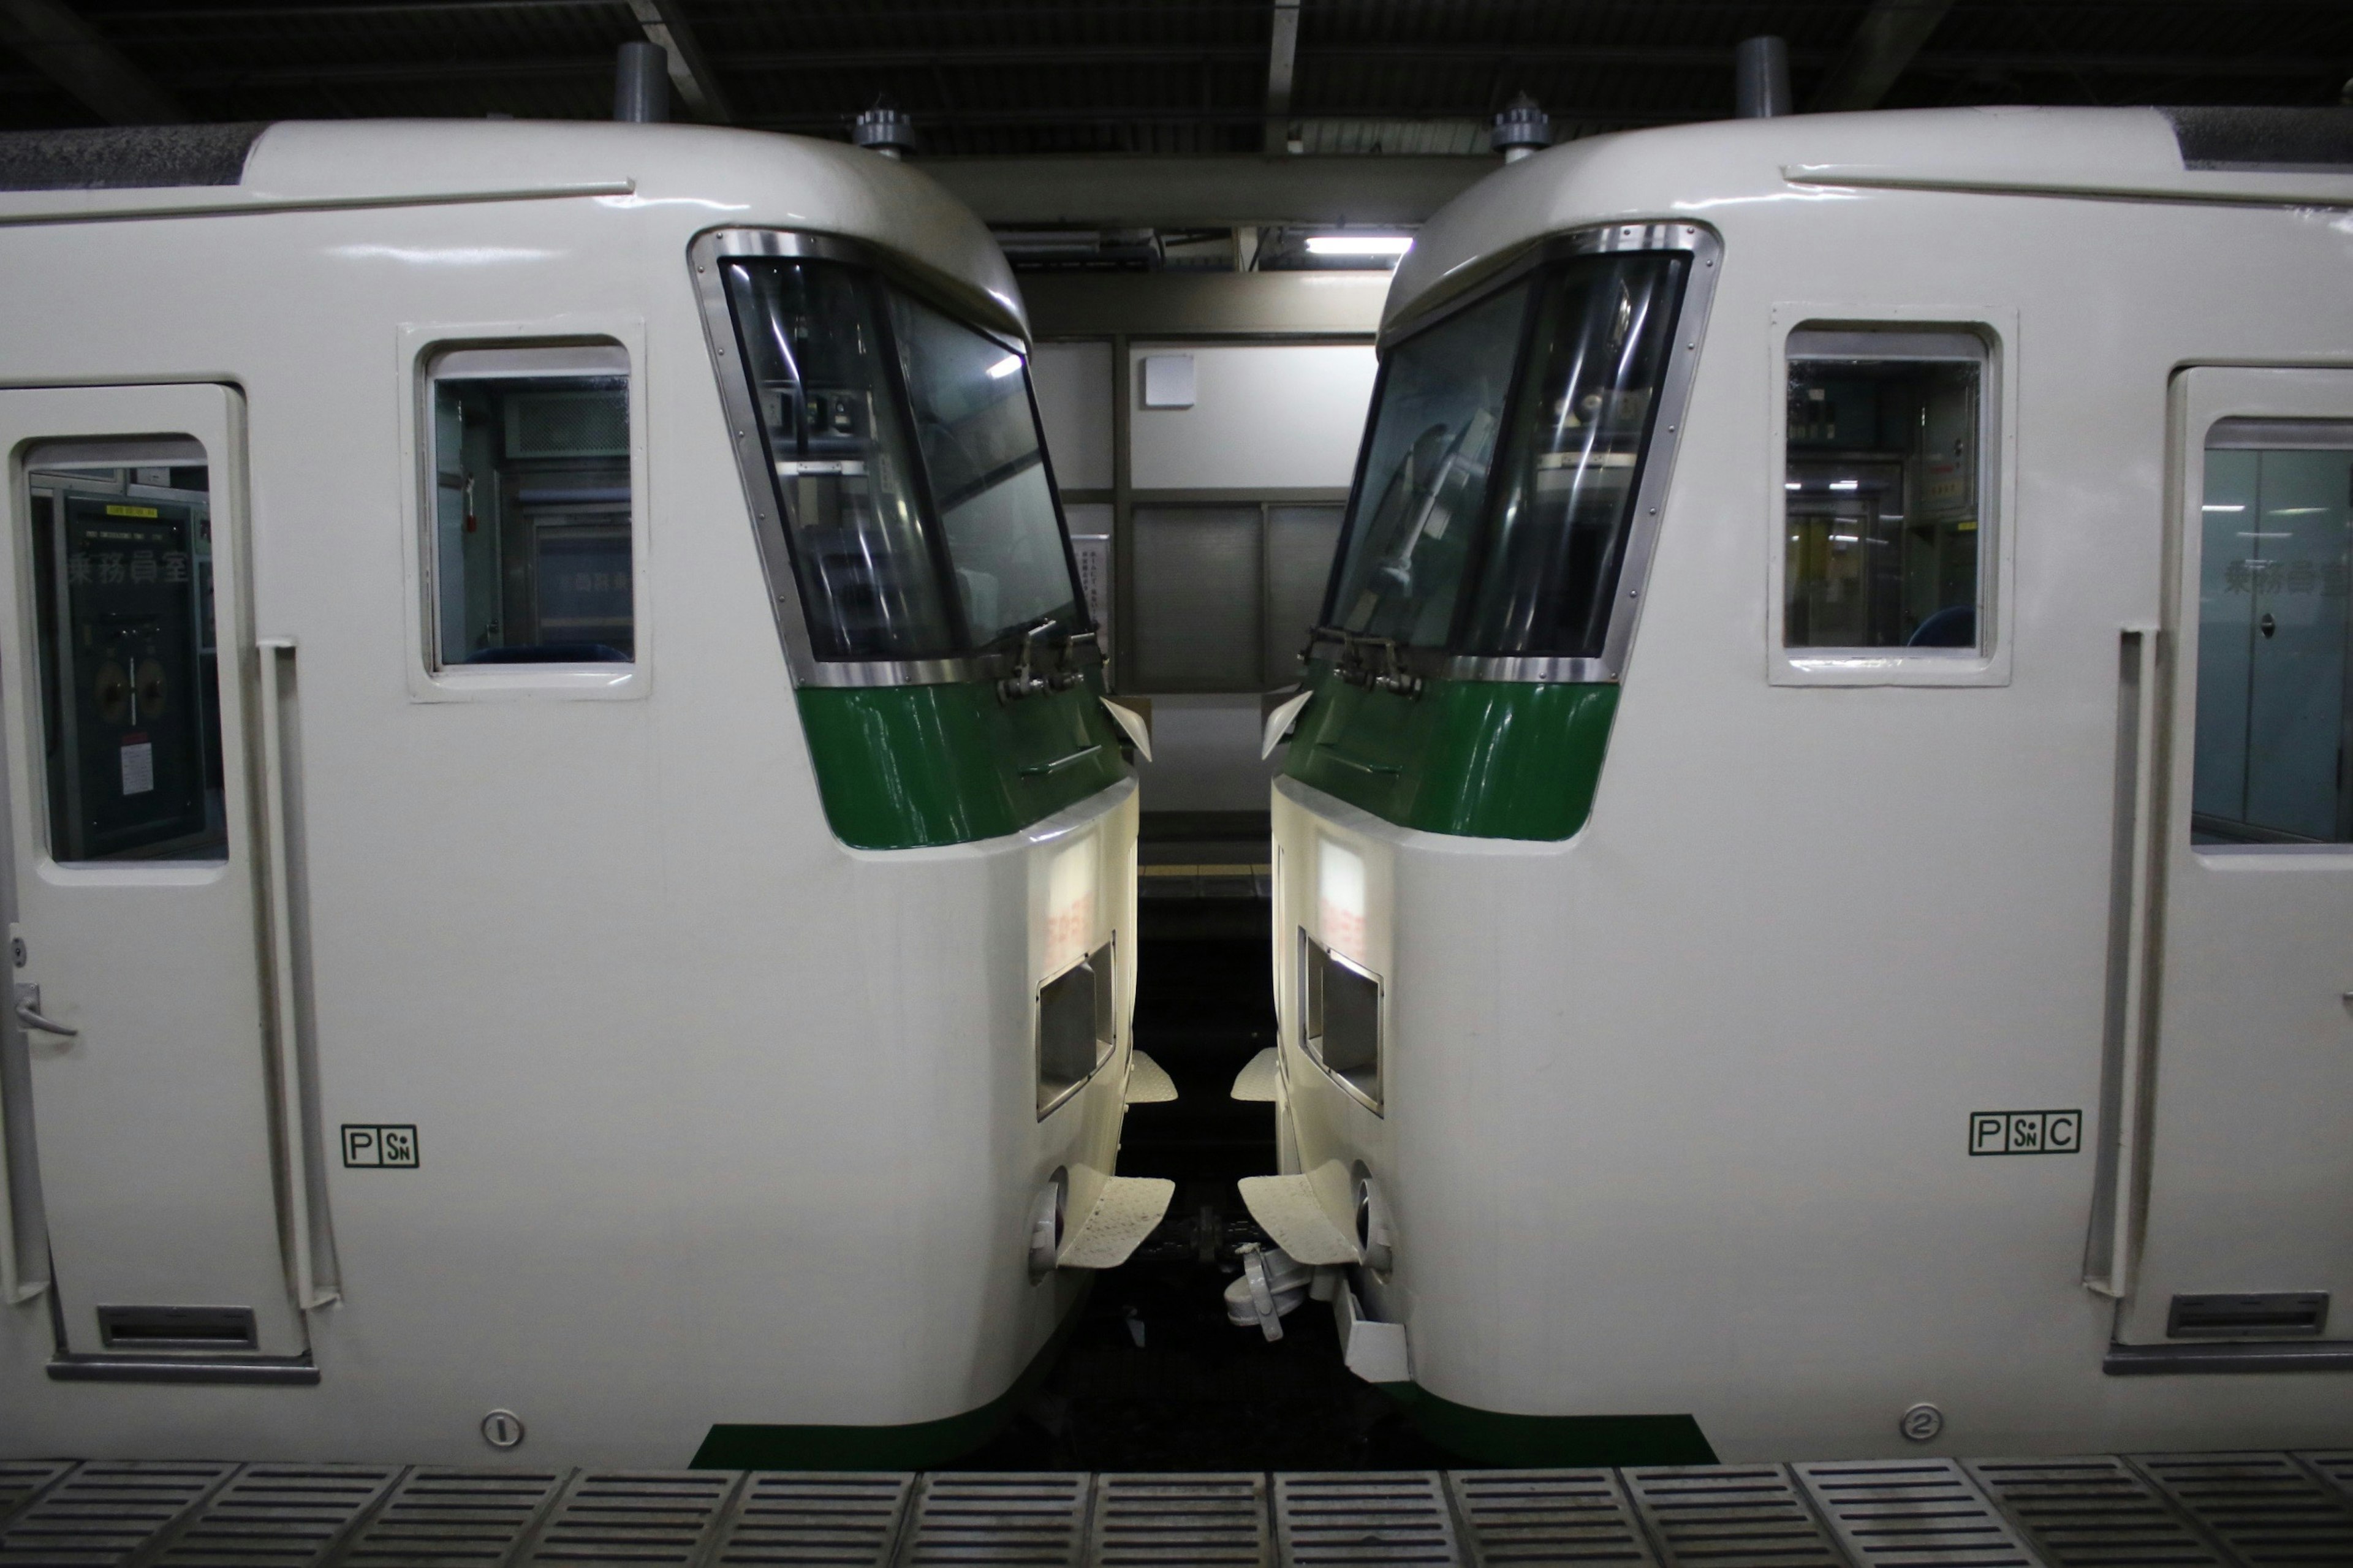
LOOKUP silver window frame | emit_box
[690,227,1085,690]
[1349,221,1722,686]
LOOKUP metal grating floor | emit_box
[0,1455,2348,1567]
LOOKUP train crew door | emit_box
[2121,367,2353,1351]
[0,384,308,1368]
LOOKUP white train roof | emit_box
[0,119,1028,341]
[1386,105,2353,339]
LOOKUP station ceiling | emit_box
[1,1,2347,156]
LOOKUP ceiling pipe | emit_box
[1734,36,1792,118]
[614,39,668,123]
[1489,93,1552,162]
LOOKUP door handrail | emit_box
[257,637,337,1310]
[2085,624,2162,1300]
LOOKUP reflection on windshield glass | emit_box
[1327,282,1526,645]
[888,290,1078,648]
[1324,251,1689,661]
[724,257,1080,661]
[1461,253,1686,656]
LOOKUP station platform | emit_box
[2,1451,2350,1566]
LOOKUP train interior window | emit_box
[1784,330,1987,652]
[24,447,225,862]
[2191,422,2353,845]
[426,343,632,668]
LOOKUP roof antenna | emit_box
[1735,36,1792,118]
[1489,93,1552,162]
[614,40,669,123]
[854,97,919,159]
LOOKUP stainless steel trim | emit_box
[1343,222,1722,687]
[689,229,1080,691]
[2104,1340,2353,1374]
[47,1353,320,1385]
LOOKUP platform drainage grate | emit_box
[151,1463,400,1567]
[2130,1451,2353,1567]
[1446,1468,1654,1566]
[1794,1460,2038,1567]
[1963,1456,2227,1567]
[0,1460,235,1568]
[1088,1473,1268,1567]
[330,1466,568,1567]
[898,1473,1090,1566]
[523,1471,742,1567]
[1273,1472,1460,1565]
[1623,1463,1847,1567]
[707,1471,912,1567]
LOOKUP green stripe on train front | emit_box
[1284,664,1618,841]
[798,675,1129,850]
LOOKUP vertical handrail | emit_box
[257,637,336,1309]
[2086,624,2162,1299]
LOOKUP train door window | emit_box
[423,343,633,668]
[24,444,225,862]
[1781,328,1993,662]
[2191,421,2353,844]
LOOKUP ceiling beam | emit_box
[1811,0,1957,112]
[0,0,181,122]
[624,0,731,123]
[1264,0,1299,154]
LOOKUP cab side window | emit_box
[425,343,633,668]
[1783,328,1990,654]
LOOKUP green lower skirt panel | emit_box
[690,1282,1089,1471]
[1381,1382,1718,1467]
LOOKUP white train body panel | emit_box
[1272,107,2353,1459]
[0,122,1140,1464]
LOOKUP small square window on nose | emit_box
[1300,929,1382,1113]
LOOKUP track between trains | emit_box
[1,1450,2350,1566]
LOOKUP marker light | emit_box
[1304,235,1414,257]
[987,355,1023,379]
[1318,839,1368,965]
[1045,837,1098,975]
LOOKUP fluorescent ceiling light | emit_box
[1304,234,1413,257]
[1828,479,1859,491]
[987,355,1023,379]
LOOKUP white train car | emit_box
[1246,105,2353,1463]
[0,119,1167,1467]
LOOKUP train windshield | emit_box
[1327,251,1689,659]
[722,257,1082,662]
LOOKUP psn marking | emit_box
[343,1124,419,1168]
[1970,1109,2080,1156]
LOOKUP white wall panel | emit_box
[1031,340,1113,491]
[1129,343,1376,491]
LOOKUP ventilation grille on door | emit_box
[523,1472,741,1567]
[335,1467,569,1568]
[705,1472,912,1567]
[1794,1460,2038,1567]
[1089,1474,1269,1567]
[1272,1473,1458,1566]
[1623,1464,1849,1567]
[151,1463,398,1567]
[1445,1468,1655,1566]
[898,1474,1089,1566]
[2165,1292,2329,1339]
[0,1459,235,1565]
[1964,1457,2228,1567]
[2130,1452,2353,1565]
